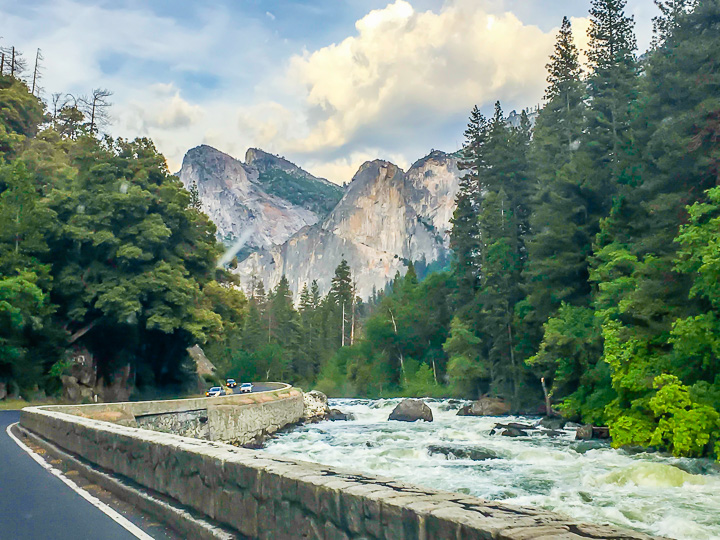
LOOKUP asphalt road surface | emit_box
[0,410,146,540]
[230,382,275,394]
[1,386,279,537]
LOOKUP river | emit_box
[261,398,720,540]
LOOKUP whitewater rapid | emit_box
[261,398,720,540]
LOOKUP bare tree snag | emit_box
[80,88,113,133]
[31,48,43,96]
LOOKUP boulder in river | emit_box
[388,399,433,422]
[593,426,611,439]
[328,408,355,421]
[427,444,498,461]
[539,429,564,438]
[456,396,511,416]
[501,427,528,437]
[490,422,533,436]
[537,416,566,430]
[302,390,330,423]
[576,424,593,440]
[575,424,611,440]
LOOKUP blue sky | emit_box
[1,0,657,182]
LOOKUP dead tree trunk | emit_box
[388,308,406,385]
[541,377,553,417]
[31,48,42,96]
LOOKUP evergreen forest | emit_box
[2,0,720,459]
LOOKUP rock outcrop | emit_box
[427,444,499,461]
[490,422,534,437]
[236,150,461,298]
[456,396,511,416]
[177,145,343,254]
[302,390,330,423]
[328,409,355,421]
[576,425,611,440]
[388,399,434,422]
[537,416,567,430]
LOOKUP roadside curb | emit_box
[14,423,243,540]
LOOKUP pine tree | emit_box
[585,0,639,187]
[269,275,296,344]
[523,17,589,343]
[450,108,487,305]
[330,259,353,347]
[189,181,202,211]
[458,102,533,405]
[650,0,697,48]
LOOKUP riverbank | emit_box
[262,398,720,540]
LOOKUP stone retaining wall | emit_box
[19,401,658,540]
[32,383,303,445]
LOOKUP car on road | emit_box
[205,386,224,397]
[226,379,237,388]
[239,382,253,393]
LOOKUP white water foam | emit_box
[262,398,720,539]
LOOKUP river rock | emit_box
[0,382,6,401]
[501,427,528,437]
[539,429,564,438]
[427,444,498,461]
[537,416,566,430]
[456,396,511,416]
[328,408,355,421]
[576,424,593,440]
[302,390,330,423]
[593,426,611,439]
[490,422,533,436]
[388,399,433,422]
[575,424,611,440]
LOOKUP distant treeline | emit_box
[2,0,719,459]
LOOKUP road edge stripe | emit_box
[6,422,154,540]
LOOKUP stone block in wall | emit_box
[318,479,358,529]
[236,491,259,538]
[324,520,350,540]
[256,499,277,540]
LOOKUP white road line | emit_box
[6,423,154,540]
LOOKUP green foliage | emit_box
[648,375,720,457]
[607,374,720,458]
[401,358,442,398]
[443,316,484,397]
[0,75,44,159]
[256,167,343,215]
[675,187,720,308]
[0,272,52,386]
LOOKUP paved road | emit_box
[0,410,140,540]
[230,382,276,394]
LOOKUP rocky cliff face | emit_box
[235,150,461,298]
[177,145,343,256]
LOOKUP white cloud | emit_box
[239,0,586,178]
[305,150,410,184]
[0,0,626,185]
[126,84,203,132]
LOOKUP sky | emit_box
[1,0,657,183]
